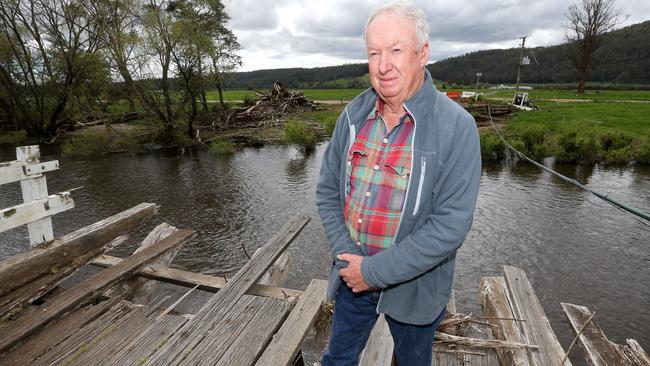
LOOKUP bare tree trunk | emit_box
[217,82,225,109]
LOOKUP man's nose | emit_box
[378,53,392,74]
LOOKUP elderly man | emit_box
[316,1,481,365]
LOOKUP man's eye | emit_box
[392,48,402,53]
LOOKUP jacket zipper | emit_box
[413,156,427,215]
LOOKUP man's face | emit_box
[365,12,429,107]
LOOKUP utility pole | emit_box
[515,35,527,94]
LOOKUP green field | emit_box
[484,89,650,101]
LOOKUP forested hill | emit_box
[427,20,650,85]
[226,20,650,88]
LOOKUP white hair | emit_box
[363,0,430,49]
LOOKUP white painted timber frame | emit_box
[0,146,74,246]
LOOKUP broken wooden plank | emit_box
[0,293,127,365]
[256,279,328,366]
[104,311,190,366]
[625,339,650,365]
[91,254,303,299]
[110,223,181,303]
[359,315,394,366]
[480,276,530,365]
[146,214,310,365]
[503,265,570,365]
[257,250,291,287]
[435,331,538,350]
[0,202,158,298]
[0,191,75,234]
[561,302,638,365]
[459,322,501,366]
[204,297,292,365]
[0,228,196,353]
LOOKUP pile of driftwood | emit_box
[221,82,317,128]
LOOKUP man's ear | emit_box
[419,41,430,67]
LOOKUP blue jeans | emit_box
[322,283,446,366]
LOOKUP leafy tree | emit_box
[0,0,106,141]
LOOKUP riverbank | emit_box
[2,88,649,164]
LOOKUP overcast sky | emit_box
[223,0,650,72]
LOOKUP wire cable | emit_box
[483,102,650,225]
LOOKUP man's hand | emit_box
[337,253,371,293]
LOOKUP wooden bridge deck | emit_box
[0,203,326,366]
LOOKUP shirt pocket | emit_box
[346,149,367,197]
[379,155,411,211]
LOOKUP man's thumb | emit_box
[337,253,348,261]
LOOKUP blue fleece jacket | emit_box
[316,70,481,325]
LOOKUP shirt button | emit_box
[365,191,371,197]
[356,241,361,246]
[347,160,352,166]
[382,138,388,144]
[357,218,363,224]
[373,164,380,171]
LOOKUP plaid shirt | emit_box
[344,98,414,255]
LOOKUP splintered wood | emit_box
[562,302,649,366]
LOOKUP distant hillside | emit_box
[225,20,650,89]
[427,20,650,85]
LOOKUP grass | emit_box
[208,139,236,155]
[283,120,317,151]
[296,106,342,136]
[485,89,650,101]
[489,100,650,164]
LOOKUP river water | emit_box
[1,144,648,360]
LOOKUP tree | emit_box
[0,0,106,141]
[565,0,626,93]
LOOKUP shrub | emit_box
[283,120,317,151]
[0,130,27,146]
[555,126,599,164]
[479,132,506,160]
[62,132,111,157]
[519,124,547,160]
[632,132,650,164]
[209,139,236,155]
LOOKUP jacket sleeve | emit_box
[316,109,364,263]
[361,113,481,288]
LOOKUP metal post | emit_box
[515,36,527,95]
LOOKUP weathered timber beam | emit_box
[435,332,539,350]
[255,279,328,366]
[146,214,310,365]
[480,276,530,365]
[359,314,394,366]
[0,159,59,186]
[0,191,75,233]
[91,254,303,299]
[503,265,571,365]
[0,228,196,354]
[0,202,158,298]
[561,302,637,365]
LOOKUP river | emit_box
[1,144,648,362]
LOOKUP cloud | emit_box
[224,0,650,71]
